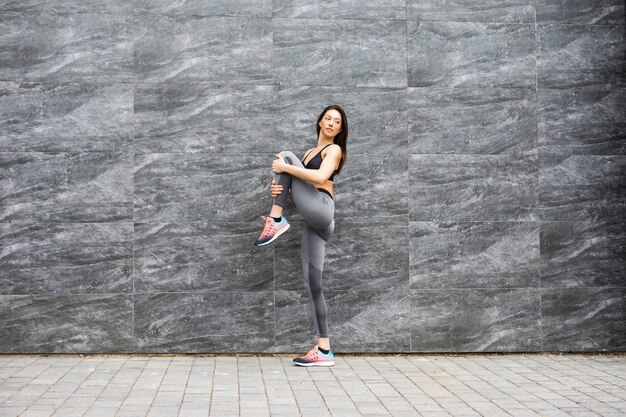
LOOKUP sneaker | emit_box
[254,215,290,246]
[293,345,335,367]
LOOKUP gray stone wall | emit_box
[1,1,624,353]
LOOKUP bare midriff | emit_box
[316,181,334,198]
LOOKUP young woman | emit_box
[254,105,348,367]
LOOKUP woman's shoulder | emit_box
[323,143,342,155]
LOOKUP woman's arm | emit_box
[274,145,341,185]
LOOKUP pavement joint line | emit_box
[1,354,625,417]
[343,355,395,416]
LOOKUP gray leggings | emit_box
[273,150,335,338]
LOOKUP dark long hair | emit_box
[316,105,348,175]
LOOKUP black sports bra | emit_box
[301,144,339,181]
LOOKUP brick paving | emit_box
[0,354,624,417]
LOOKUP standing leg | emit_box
[293,222,336,367]
[301,223,330,339]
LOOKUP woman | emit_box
[254,105,348,367]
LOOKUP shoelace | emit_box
[260,216,277,238]
[303,346,319,361]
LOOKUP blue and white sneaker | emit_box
[293,345,335,367]
[254,215,290,246]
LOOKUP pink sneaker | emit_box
[254,215,290,246]
[293,345,335,367]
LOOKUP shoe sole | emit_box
[293,360,335,367]
[254,223,290,247]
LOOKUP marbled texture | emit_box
[409,154,538,221]
[408,87,537,154]
[410,289,542,352]
[275,290,411,353]
[538,88,625,156]
[0,294,134,353]
[0,223,132,295]
[0,1,132,13]
[541,288,626,351]
[134,292,274,353]
[134,153,272,223]
[1,152,133,222]
[273,18,406,87]
[134,15,272,84]
[135,0,272,17]
[273,290,318,351]
[536,0,625,24]
[274,87,408,155]
[407,0,534,23]
[537,24,625,89]
[1,1,624,353]
[407,21,536,88]
[274,218,409,292]
[541,222,626,287]
[134,84,274,153]
[273,0,405,20]
[410,222,540,289]
[0,12,133,82]
[538,155,626,221]
[0,82,133,152]
[334,155,408,220]
[134,222,273,292]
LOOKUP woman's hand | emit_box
[270,179,284,198]
[272,154,288,173]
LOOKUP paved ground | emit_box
[0,354,624,417]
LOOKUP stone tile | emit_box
[273,0,405,19]
[19,408,57,417]
[0,0,131,13]
[537,88,626,156]
[0,223,132,295]
[410,289,542,352]
[275,290,411,352]
[408,21,535,88]
[410,221,540,289]
[540,221,626,287]
[1,152,132,222]
[0,82,132,152]
[536,0,625,24]
[0,294,134,353]
[133,15,271,84]
[273,86,408,155]
[275,218,409,292]
[83,407,119,417]
[135,0,271,16]
[273,18,406,88]
[0,12,133,82]
[537,24,625,89]
[134,84,274,153]
[409,153,538,221]
[133,153,270,222]
[178,409,211,417]
[538,155,626,221]
[541,288,626,351]
[407,0,534,23]
[334,155,408,220]
[271,287,317,351]
[134,292,274,353]
[134,222,272,292]
[408,87,537,155]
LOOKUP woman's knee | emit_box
[279,150,298,165]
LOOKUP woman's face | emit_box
[319,109,342,139]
